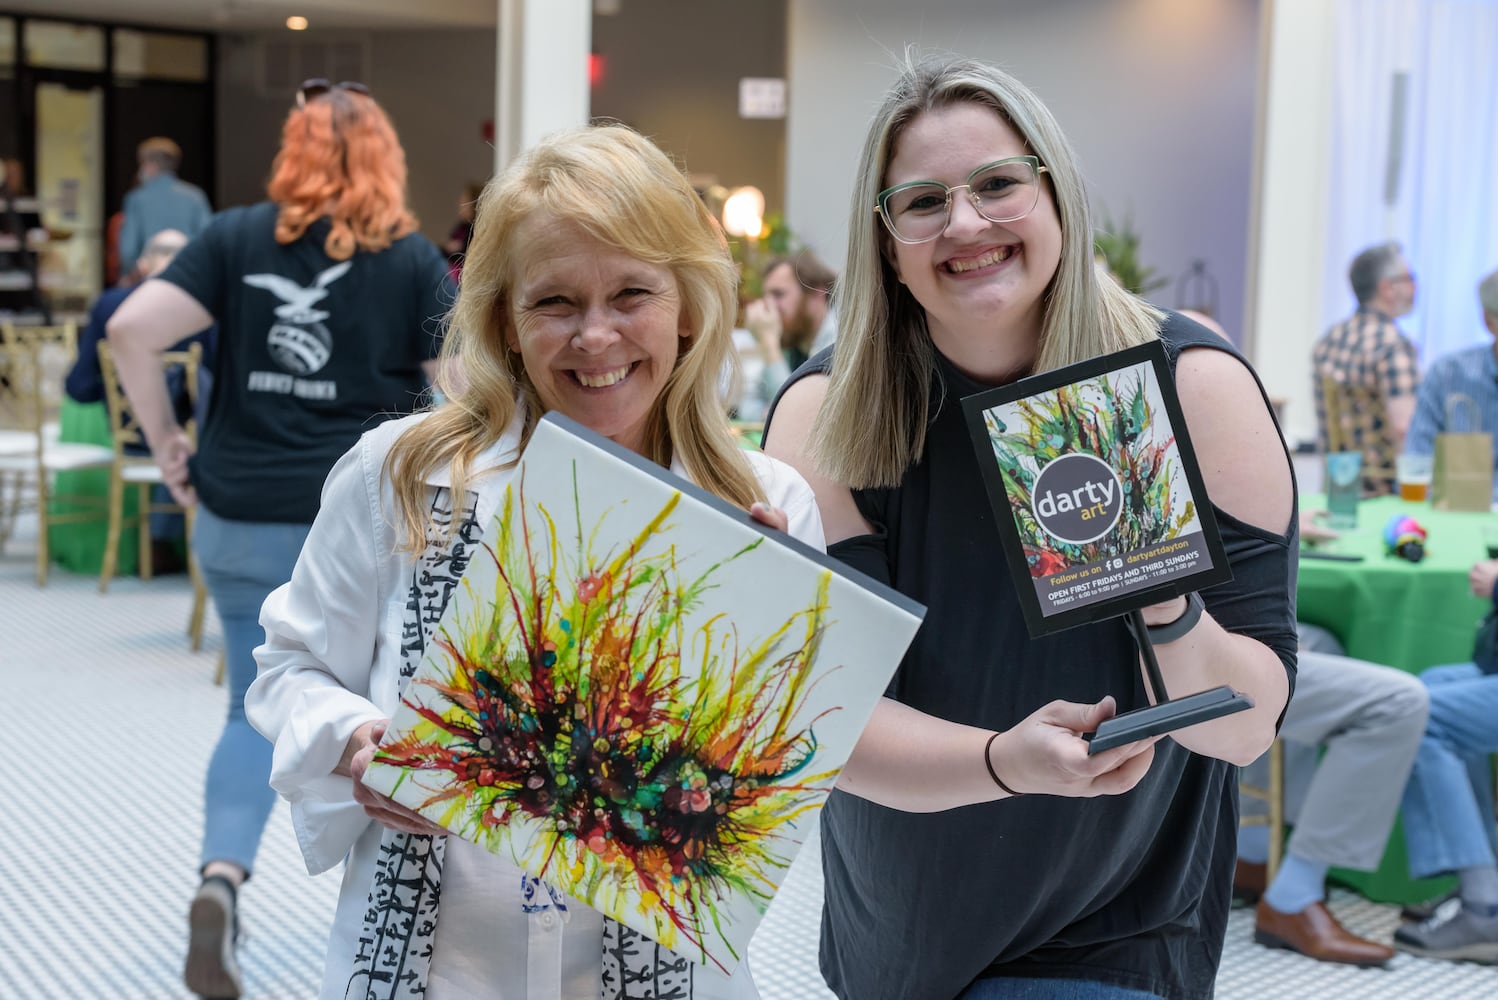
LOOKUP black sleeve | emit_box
[157,210,232,318]
[411,235,454,361]
[1204,508,1299,731]
[64,293,114,403]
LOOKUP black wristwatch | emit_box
[1145,592,1205,645]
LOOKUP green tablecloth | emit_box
[731,421,763,451]
[49,396,140,577]
[1298,494,1495,904]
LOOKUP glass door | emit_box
[34,78,104,315]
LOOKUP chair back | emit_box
[97,340,202,461]
[0,321,78,446]
[1320,375,1395,484]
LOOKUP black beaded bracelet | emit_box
[984,731,1022,797]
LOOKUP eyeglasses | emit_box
[875,156,1048,245]
[296,78,372,107]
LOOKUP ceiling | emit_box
[0,0,498,32]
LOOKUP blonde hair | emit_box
[816,54,1164,488]
[386,124,763,550]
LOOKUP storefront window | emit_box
[24,20,106,72]
[114,30,208,82]
[0,18,16,68]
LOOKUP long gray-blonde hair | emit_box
[386,124,763,550]
[815,54,1164,489]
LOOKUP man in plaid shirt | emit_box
[1313,242,1420,495]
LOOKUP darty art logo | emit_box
[1031,452,1123,544]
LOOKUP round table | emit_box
[1299,495,1493,670]
[1297,493,1495,903]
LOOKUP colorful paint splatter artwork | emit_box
[361,415,922,976]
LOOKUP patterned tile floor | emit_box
[3,513,1496,998]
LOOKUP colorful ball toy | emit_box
[1383,514,1427,563]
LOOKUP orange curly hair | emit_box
[266,88,418,260]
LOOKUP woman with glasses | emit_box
[245,124,821,1000]
[107,81,452,1000]
[762,55,1297,999]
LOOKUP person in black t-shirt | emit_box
[762,56,1298,1000]
[106,80,453,1000]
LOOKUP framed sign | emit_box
[961,340,1232,638]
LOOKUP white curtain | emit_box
[1326,0,1498,364]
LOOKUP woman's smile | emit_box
[942,243,1019,276]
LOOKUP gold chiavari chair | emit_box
[97,341,211,652]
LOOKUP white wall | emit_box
[215,29,498,246]
[1248,0,1336,447]
[591,0,787,213]
[786,0,1261,341]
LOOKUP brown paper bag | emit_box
[1433,395,1494,512]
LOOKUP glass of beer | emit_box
[1397,453,1433,503]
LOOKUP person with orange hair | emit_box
[107,80,453,1000]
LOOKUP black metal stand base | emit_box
[1083,607,1255,755]
[1086,684,1253,754]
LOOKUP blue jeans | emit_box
[959,978,1161,999]
[193,506,311,876]
[1401,662,1498,879]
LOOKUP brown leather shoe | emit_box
[1253,900,1394,967]
[1233,859,1267,904]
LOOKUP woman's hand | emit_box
[156,429,197,506]
[749,501,788,533]
[988,696,1158,797]
[343,720,449,837]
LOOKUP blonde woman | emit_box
[246,125,822,1000]
[763,56,1297,999]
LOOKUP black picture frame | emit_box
[960,340,1233,638]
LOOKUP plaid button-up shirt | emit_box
[1312,308,1419,494]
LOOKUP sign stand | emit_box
[1084,609,1252,754]
[961,341,1257,756]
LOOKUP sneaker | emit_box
[1401,887,1461,923]
[1394,904,1498,963]
[184,876,243,998]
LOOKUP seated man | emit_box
[1238,512,1429,966]
[1393,556,1498,963]
[64,229,214,570]
[741,248,837,403]
[1312,242,1419,495]
[1405,268,1498,501]
[68,230,214,411]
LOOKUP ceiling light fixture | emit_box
[722,186,765,239]
[286,15,309,30]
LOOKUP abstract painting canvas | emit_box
[361,413,924,976]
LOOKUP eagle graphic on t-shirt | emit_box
[243,261,352,375]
